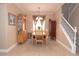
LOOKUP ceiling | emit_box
[14,3,63,13]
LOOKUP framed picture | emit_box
[8,13,16,25]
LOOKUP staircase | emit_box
[61,3,79,54]
[61,15,77,54]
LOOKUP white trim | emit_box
[60,24,73,48]
[0,43,17,53]
[56,39,75,54]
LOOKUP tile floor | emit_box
[0,39,75,56]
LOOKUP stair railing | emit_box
[61,15,77,54]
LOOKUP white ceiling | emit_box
[14,3,63,12]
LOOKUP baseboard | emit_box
[56,39,73,54]
[0,43,17,53]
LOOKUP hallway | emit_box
[0,39,74,56]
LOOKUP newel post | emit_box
[72,27,77,54]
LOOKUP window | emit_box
[33,16,45,31]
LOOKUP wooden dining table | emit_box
[32,31,48,45]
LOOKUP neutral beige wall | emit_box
[0,4,23,49]
[56,9,72,49]
[0,4,8,49]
